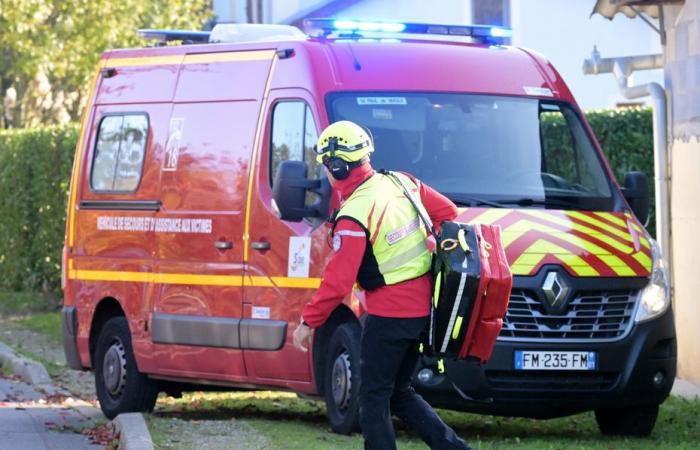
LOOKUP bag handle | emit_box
[381,170,437,240]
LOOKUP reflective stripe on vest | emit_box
[336,172,431,287]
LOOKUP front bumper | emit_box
[414,307,676,418]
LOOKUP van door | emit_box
[244,91,328,383]
[151,49,277,381]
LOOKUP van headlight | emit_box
[635,238,670,323]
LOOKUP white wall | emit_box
[511,0,663,110]
[328,0,472,24]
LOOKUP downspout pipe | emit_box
[582,48,670,262]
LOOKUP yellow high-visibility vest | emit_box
[335,172,431,290]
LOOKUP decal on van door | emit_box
[163,117,184,171]
[96,216,212,234]
[288,236,311,278]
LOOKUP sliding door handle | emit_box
[251,241,271,251]
[214,240,233,250]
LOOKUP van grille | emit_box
[499,289,638,341]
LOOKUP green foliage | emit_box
[542,107,655,236]
[0,0,213,128]
[0,125,77,303]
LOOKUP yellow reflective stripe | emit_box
[107,55,184,67]
[377,240,429,274]
[566,211,637,247]
[243,52,277,262]
[633,251,652,271]
[522,211,634,254]
[245,276,321,289]
[501,231,521,248]
[106,50,274,68]
[596,255,636,276]
[451,316,463,340]
[183,50,274,64]
[510,237,601,276]
[69,269,321,288]
[469,208,511,225]
[437,359,445,374]
[67,61,105,248]
[433,273,442,307]
[593,212,627,228]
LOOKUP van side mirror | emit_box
[272,160,330,222]
[623,171,650,226]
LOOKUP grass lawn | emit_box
[149,390,700,450]
[16,312,63,344]
[0,289,56,316]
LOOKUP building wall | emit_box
[511,0,663,110]
[664,1,700,384]
[326,0,472,24]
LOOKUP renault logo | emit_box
[542,272,570,307]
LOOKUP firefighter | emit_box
[293,121,472,450]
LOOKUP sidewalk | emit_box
[0,376,103,450]
[671,378,700,399]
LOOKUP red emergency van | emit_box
[62,20,675,436]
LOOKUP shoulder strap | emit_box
[381,170,437,239]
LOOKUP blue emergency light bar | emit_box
[303,18,512,42]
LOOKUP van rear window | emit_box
[91,114,148,193]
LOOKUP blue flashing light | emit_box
[333,20,358,30]
[332,19,406,33]
[305,18,511,44]
[380,22,406,33]
[489,27,513,38]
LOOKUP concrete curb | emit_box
[0,341,52,387]
[111,413,154,450]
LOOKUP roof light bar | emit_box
[304,18,512,43]
[138,29,211,44]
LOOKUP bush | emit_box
[0,126,78,304]
[0,108,654,300]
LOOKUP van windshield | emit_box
[327,92,615,211]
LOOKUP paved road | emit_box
[0,376,104,450]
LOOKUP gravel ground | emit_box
[147,416,274,450]
[0,315,272,449]
[0,317,95,401]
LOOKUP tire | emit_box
[595,404,659,437]
[94,316,159,419]
[324,322,362,434]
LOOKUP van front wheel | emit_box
[595,404,659,437]
[324,322,361,434]
[94,316,159,419]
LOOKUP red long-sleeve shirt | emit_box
[301,163,458,329]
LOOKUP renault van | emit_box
[62,20,675,437]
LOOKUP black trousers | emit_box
[359,314,471,450]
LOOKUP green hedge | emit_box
[0,126,78,303]
[542,107,655,236]
[0,108,654,301]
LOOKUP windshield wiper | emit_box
[445,194,506,208]
[493,197,582,209]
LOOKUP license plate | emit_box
[514,351,596,370]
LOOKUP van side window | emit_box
[270,101,319,187]
[91,114,148,192]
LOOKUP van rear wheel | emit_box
[595,404,659,437]
[324,322,361,434]
[94,316,159,419]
